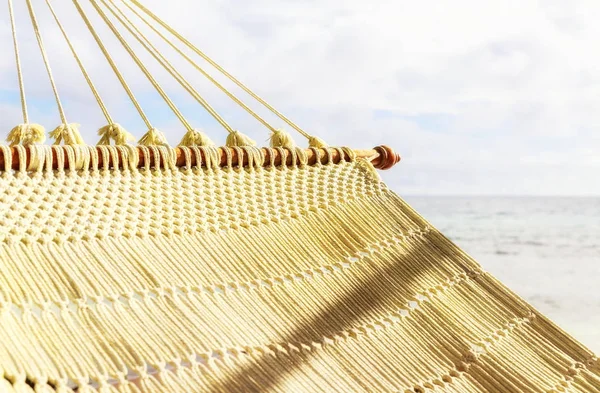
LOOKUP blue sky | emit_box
[0,0,599,195]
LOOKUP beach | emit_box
[405,196,600,353]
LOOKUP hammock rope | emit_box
[0,2,598,392]
[100,0,235,136]
[24,0,69,126]
[24,0,86,146]
[25,0,64,123]
[123,0,327,147]
[71,0,154,135]
[88,0,194,136]
[5,0,326,148]
[46,0,111,124]
[6,0,47,146]
[7,0,28,124]
[43,0,135,148]
[0,144,595,393]
[110,0,278,135]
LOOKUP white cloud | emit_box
[1,0,599,195]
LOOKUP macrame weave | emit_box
[0,145,597,393]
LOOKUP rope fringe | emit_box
[226,131,256,147]
[97,123,135,145]
[179,129,215,147]
[308,136,328,148]
[49,123,85,145]
[1,1,597,391]
[138,128,168,146]
[270,129,295,149]
[7,124,46,146]
[0,150,596,391]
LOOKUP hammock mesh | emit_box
[0,145,597,392]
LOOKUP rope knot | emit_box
[179,128,215,147]
[50,123,85,145]
[308,135,327,148]
[270,128,295,148]
[138,127,168,146]
[97,123,134,145]
[226,130,256,147]
[7,123,46,146]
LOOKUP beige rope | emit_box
[125,0,325,145]
[8,0,28,123]
[24,0,68,125]
[0,145,595,391]
[71,0,153,131]
[44,0,113,124]
[88,0,194,133]
[46,1,133,146]
[6,0,46,146]
[101,0,234,134]
[114,0,277,133]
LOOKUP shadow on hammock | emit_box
[8,232,475,392]
[205,242,463,392]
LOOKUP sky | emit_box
[0,0,599,195]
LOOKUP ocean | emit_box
[403,196,600,353]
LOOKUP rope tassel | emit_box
[226,130,256,147]
[308,136,327,148]
[97,123,134,145]
[138,128,168,146]
[6,123,46,146]
[50,123,85,145]
[179,129,215,147]
[270,129,295,149]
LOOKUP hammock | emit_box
[1,1,598,392]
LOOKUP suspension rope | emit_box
[88,0,194,133]
[24,0,68,125]
[71,0,153,130]
[8,0,28,124]
[101,0,234,133]
[114,0,276,133]
[6,0,326,147]
[124,0,319,143]
[45,0,113,124]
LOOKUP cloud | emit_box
[0,0,599,195]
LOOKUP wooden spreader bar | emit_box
[0,145,400,171]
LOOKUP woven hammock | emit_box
[2,0,599,392]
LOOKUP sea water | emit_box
[404,196,600,353]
